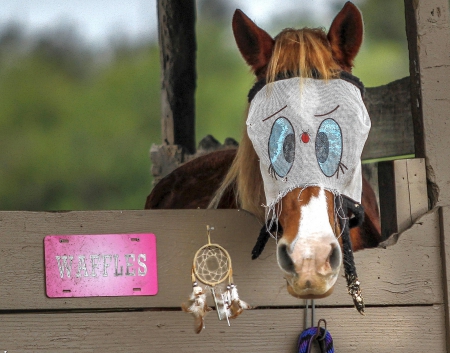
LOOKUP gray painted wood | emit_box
[407,158,428,220]
[439,206,450,352]
[402,7,450,349]
[0,306,445,352]
[0,209,443,310]
[404,0,450,207]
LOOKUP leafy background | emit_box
[0,0,409,211]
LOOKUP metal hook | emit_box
[306,318,328,353]
[206,225,214,245]
[315,319,328,341]
[303,299,315,328]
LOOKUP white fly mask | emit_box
[247,76,371,213]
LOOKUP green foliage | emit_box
[0,34,160,210]
[353,40,409,87]
[195,23,252,143]
[358,0,407,43]
[353,0,410,86]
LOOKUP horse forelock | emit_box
[267,28,341,84]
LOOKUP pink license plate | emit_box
[44,233,158,298]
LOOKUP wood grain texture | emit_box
[439,206,450,351]
[407,159,428,221]
[363,77,414,160]
[0,306,445,352]
[158,0,196,153]
[0,209,443,310]
[404,0,425,158]
[150,144,185,185]
[404,0,450,206]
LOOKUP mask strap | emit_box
[247,71,365,103]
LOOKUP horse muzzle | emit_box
[277,236,342,299]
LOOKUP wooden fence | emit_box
[0,208,447,352]
[1,0,449,351]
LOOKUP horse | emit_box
[146,2,383,304]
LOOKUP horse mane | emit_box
[209,28,342,222]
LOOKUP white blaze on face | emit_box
[275,186,342,297]
[291,188,333,250]
[290,188,341,286]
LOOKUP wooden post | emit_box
[157,0,197,154]
[440,207,450,353]
[404,0,450,207]
[405,1,450,350]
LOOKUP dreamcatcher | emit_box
[182,225,251,333]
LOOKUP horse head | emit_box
[232,2,367,299]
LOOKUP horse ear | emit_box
[327,2,363,72]
[232,9,275,78]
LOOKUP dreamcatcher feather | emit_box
[182,226,251,333]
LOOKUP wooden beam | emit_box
[404,0,450,207]
[0,307,446,352]
[0,209,443,311]
[363,77,414,160]
[157,0,196,154]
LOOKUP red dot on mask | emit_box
[301,132,310,143]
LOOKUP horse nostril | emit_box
[277,244,295,273]
[328,244,341,270]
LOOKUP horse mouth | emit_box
[285,279,336,299]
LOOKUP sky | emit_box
[0,0,359,46]
[0,0,157,45]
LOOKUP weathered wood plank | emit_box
[0,306,445,352]
[363,77,414,160]
[407,159,428,220]
[158,0,196,154]
[404,0,450,207]
[404,0,425,158]
[0,209,443,310]
[439,206,450,351]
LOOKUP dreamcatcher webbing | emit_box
[183,225,252,331]
[192,240,233,287]
[191,234,234,324]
